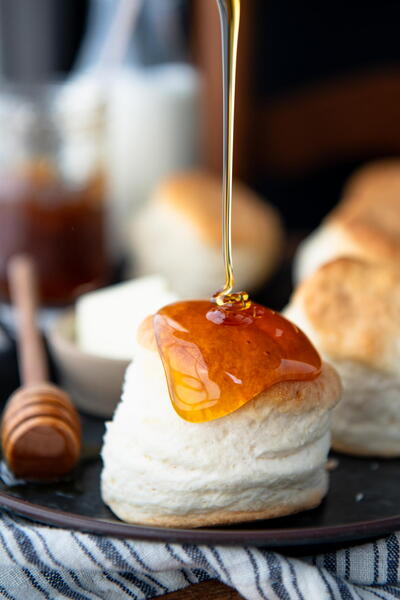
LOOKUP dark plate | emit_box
[0,412,399,549]
[0,261,398,550]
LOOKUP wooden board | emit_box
[160,580,244,599]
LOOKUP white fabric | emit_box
[0,510,398,599]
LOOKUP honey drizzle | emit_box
[153,301,322,423]
[152,0,322,423]
[214,0,248,308]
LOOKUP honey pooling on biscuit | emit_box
[153,300,321,423]
[153,0,321,423]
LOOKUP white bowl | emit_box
[47,310,129,418]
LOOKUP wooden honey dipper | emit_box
[1,256,81,480]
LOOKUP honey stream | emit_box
[153,0,321,423]
[214,0,246,308]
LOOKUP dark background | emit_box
[254,0,400,227]
[2,0,400,229]
[257,1,400,96]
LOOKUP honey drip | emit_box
[153,0,322,423]
[213,0,244,308]
[153,301,321,423]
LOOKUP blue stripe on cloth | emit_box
[165,544,198,586]
[122,542,156,572]
[121,543,170,593]
[386,535,400,584]
[34,529,94,600]
[243,548,268,600]
[207,546,233,586]
[182,545,215,573]
[71,532,139,598]
[165,544,189,568]
[336,576,360,600]
[191,569,211,583]
[324,551,338,574]
[180,569,196,587]
[266,551,292,600]
[91,536,159,597]
[0,526,50,598]
[165,544,186,566]
[361,586,397,600]
[375,585,400,599]
[317,566,339,598]
[373,542,380,584]
[0,527,20,565]
[180,546,214,584]
[345,548,351,580]
[244,548,268,600]
[165,544,206,589]
[22,567,51,599]
[0,583,17,600]
[4,516,84,600]
[282,555,305,600]
[320,548,361,599]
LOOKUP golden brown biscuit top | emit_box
[152,170,282,249]
[342,159,400,205]
[294,257,400,371]
[328,160,400,263]
[137,315,157,352]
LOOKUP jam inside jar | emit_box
[0,85,110,305]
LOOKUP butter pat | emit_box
[76,276,178,361]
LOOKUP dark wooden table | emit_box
[161,580,244,599]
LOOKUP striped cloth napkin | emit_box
[0,510,398,599]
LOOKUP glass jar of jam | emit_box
[0,84,110,305]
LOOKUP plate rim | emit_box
[0,489,399,547]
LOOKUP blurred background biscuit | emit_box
[285,257,400,457]
[128,170,284,298]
